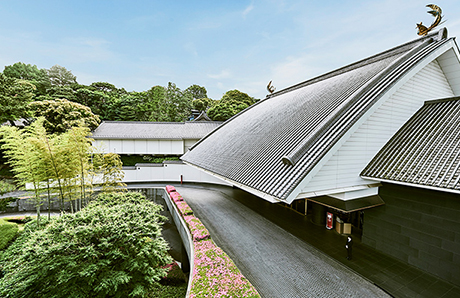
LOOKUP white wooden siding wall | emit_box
[300,59,456,195]
[184,139,199,153]
[93,139,184,155]
[437,49,460,95]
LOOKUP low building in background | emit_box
[91,120,226,185]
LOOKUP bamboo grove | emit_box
[0,118,125,225]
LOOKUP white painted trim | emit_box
[294,183,381,200]
[360,176,460,195]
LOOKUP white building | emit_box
[91,120,226,185]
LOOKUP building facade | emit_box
[181,28,460,286]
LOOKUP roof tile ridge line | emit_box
[281,37,436,166]
[186,97,267,152]
[100,121,188,125]
[279,38,450,199]
[424,96,460,105]
[268,33,439,98]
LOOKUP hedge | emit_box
[0,218,19,250]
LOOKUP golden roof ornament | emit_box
[416,4,443,36]
[267,80,276,94]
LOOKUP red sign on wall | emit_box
[326,212,333,229]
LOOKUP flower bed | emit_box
[184,215,211,241]
[165,185,176,194]
[190,240,260,298]
[167,187,260,298]
[176,201,193,216]
[170,191,184,202]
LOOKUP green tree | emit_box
[2,62,53,98]
[74,87,111,117]
[92,152,126,193]
[207,102,237,121]
[0,191,172,298]
[207,89,257,121]
[192,98,213,111]
[164,82,193,122]
[47,64,77,86]
[39,85,77,102]
[28,98,100,134]
[142,85,167,122]
[0,73,35,125]
[3,62,48,82]
[90,81,120,93]
[54,125,94,213]
[105,94,142,122]
[220,89,256,106]
[0,122,50,225]
[185,84,207,100]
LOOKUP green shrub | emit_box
[147,283,187,298]
[0,192,172,298]
[0,218,18,250]
[160,262,187,286]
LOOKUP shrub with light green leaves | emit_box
[0,192,172,298]
[0,218,19,250]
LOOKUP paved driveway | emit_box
[176,185,390,298]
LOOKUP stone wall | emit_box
[362,183,460,286]
[3,195,72,213]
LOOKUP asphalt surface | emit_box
[176,185,390,298]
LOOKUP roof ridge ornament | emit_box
[267,80,276,94]
[417,4,444,36]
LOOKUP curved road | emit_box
[176,185,390,298]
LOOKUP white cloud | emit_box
[242,4,254,17]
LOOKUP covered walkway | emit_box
[174,184,459,298]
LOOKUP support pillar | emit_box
[311,202,326,226]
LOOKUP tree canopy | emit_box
[1,61,259,125]
[207,89,258,121]
[0,191,172,298]
[47,64,78,86]
[3,62,48,82]
[28,98,101,134]
[0,73,36,125]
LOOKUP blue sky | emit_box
[1,1,459,100]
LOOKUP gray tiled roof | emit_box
[361,97,460,192]
[182,29,452,201]
[91,121,222,140]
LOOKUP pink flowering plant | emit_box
[190,240,260,298]
[167,189,260,297]
[169,191,183,202]
[184,215,211,241]
[175,200,193,216]
[165,185,176,194]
